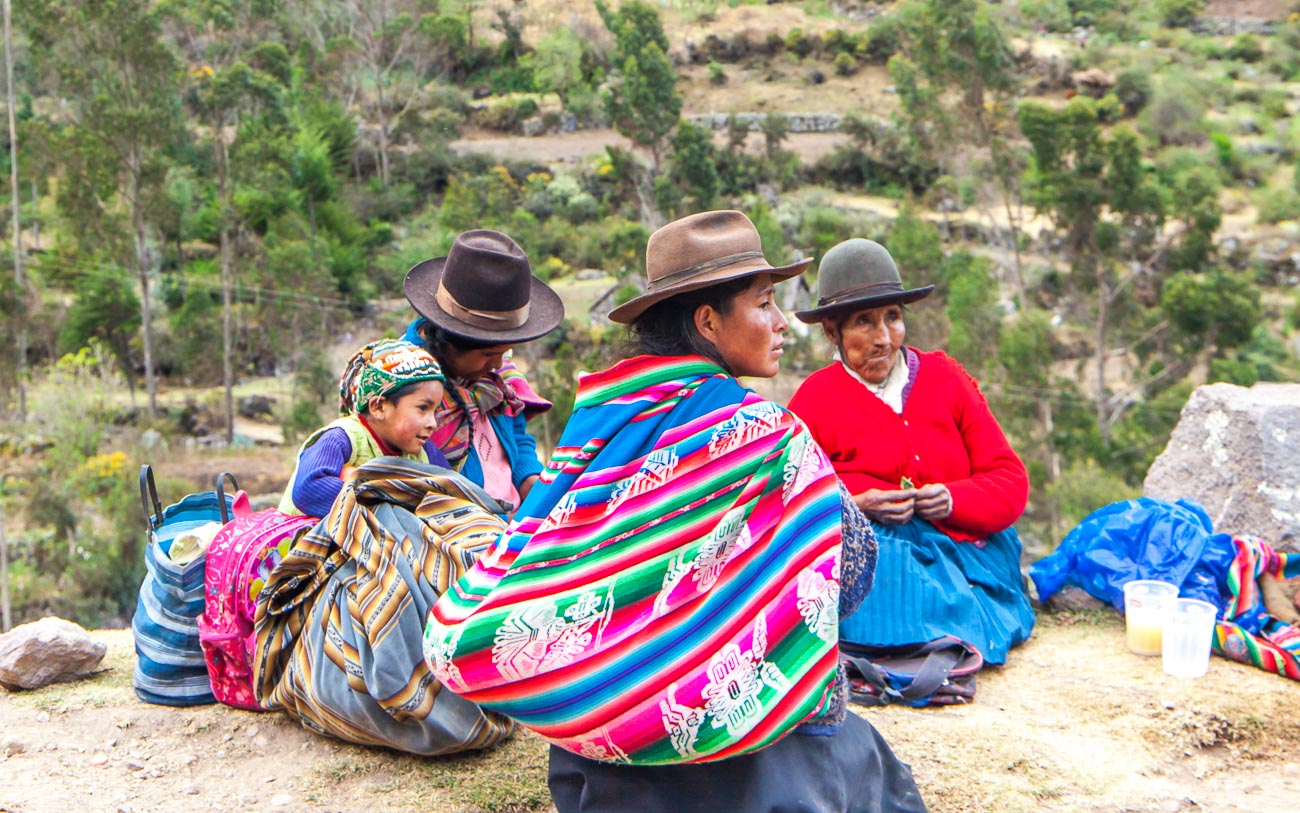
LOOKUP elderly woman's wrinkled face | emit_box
[697,273,789,379]
[823,303,906,385]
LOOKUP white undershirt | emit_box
[833,348,909,414]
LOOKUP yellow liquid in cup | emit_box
[1126,619,1163,656]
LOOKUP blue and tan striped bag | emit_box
[132,467,245,706]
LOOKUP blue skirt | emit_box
[840,520,1035,665]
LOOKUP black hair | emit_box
[629,276,755,374]
[416,322,506,365]
[358,378,444,414]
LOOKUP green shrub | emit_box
[1226,33,1265,62]
[1260,87,1290,119]
[477,97,539,133]
[823,28,850,54]
[833,52,858,77]
[1095,93,1123,124]
[282,396,323,447]
[425,107,465,140]
[1114,66,1152,116]
[785,28,813,58]
[1139,77,1207,146]
[1046,460,1140,541]
[1253,185,1300,223]
[856,16,902,63]
[1017,0,1071,33]
[1156,0,1205,28]
[707,61,726,85]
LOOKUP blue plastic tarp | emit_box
[1029,497,1238,613]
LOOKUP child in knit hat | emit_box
[279,339,450,517]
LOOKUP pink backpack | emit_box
[199,505,314,710]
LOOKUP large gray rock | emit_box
[1144,382,1300,551]
[0,617,107,690]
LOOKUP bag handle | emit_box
[139,465,163,533]
[842,641,967,706]
[215,471,241,525]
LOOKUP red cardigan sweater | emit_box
[787,349,1028,543]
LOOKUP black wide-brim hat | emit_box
[794,237,934,323]
[404,229,565,344]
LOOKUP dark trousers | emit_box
[548,713,927,813]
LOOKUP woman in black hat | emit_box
[787,238,1035,668]
[403,229,565,514]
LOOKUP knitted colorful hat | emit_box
[339,339,444,416]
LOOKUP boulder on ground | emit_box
[1144,382,1300,552]
[0,617,107,690]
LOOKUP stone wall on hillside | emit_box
[1144,382,1300,551]
[685,112,845,133]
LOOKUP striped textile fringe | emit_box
[1213,534,1300,681]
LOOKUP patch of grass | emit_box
[411,732,550,813]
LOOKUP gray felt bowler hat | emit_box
[794,238,934,324]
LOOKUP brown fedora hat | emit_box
[608,210,812,325]
[794,238,934,324]
[404,229,565,343]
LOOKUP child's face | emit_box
[367,380,445,455]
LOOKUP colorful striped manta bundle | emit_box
[424,355,845,765]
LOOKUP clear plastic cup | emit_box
[1162,598,1218,678]
[1123,579,1179,656]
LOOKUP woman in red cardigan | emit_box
[787,238,1035,665]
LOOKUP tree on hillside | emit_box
[26,0,184,416]
[889,0,1028,299]
[597,0,681,226]
[289,0,441,189]
[1019,97,1170,446]
[167,0,286,443]
[530,28,583,107]
[657,120,719,217]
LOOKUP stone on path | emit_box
[0,616,107,690]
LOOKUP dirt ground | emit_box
[1202,0,1293,19]
[449,128,851,168]
[1,612,1297,813]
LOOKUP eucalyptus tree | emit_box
[596,0,681,227]
[25,0,185,416]
[3,0,24,422]
[164,0,285,443]
[1019,98,1169,445]
[288,0,441,189]
[888,0,1028,298]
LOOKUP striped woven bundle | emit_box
[1213,534,1300,680]
[424,355,844,765]
[252,459,515,755]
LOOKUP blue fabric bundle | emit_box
[1028,497,1236,611]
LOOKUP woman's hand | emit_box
[914,482,952,521]
[853,488,916,524]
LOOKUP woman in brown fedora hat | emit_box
[423,211,926,813]
[787,238,1035,671]
[402,229,565,514]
